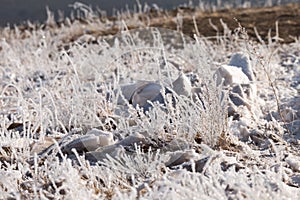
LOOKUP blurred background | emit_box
[0,0,298,27]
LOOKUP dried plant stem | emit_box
[234,18,291,134]
[260,52,291,135]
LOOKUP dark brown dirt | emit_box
[83,3,299,43]
[148,3,300,43]
[3,3,299,44]
[95,3,300,43]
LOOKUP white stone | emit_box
[117,81,151,105]
[286,155,300,172]
[116,133,146,146]
[215,65,250,86]
[229,52,255,81]
[132,82,162,108]
[115,73,193,111]
[165,150,198,167]
[61,129,114,153]
[231,84,257,101]
[172,72,192,97]
[86,129,114,147]
[85,133,146,162]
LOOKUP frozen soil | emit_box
[0,3,300,199]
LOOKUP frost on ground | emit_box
[0,6,300,200]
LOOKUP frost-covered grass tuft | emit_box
[1,3,300,199]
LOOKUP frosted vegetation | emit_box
[0,2,300,199]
